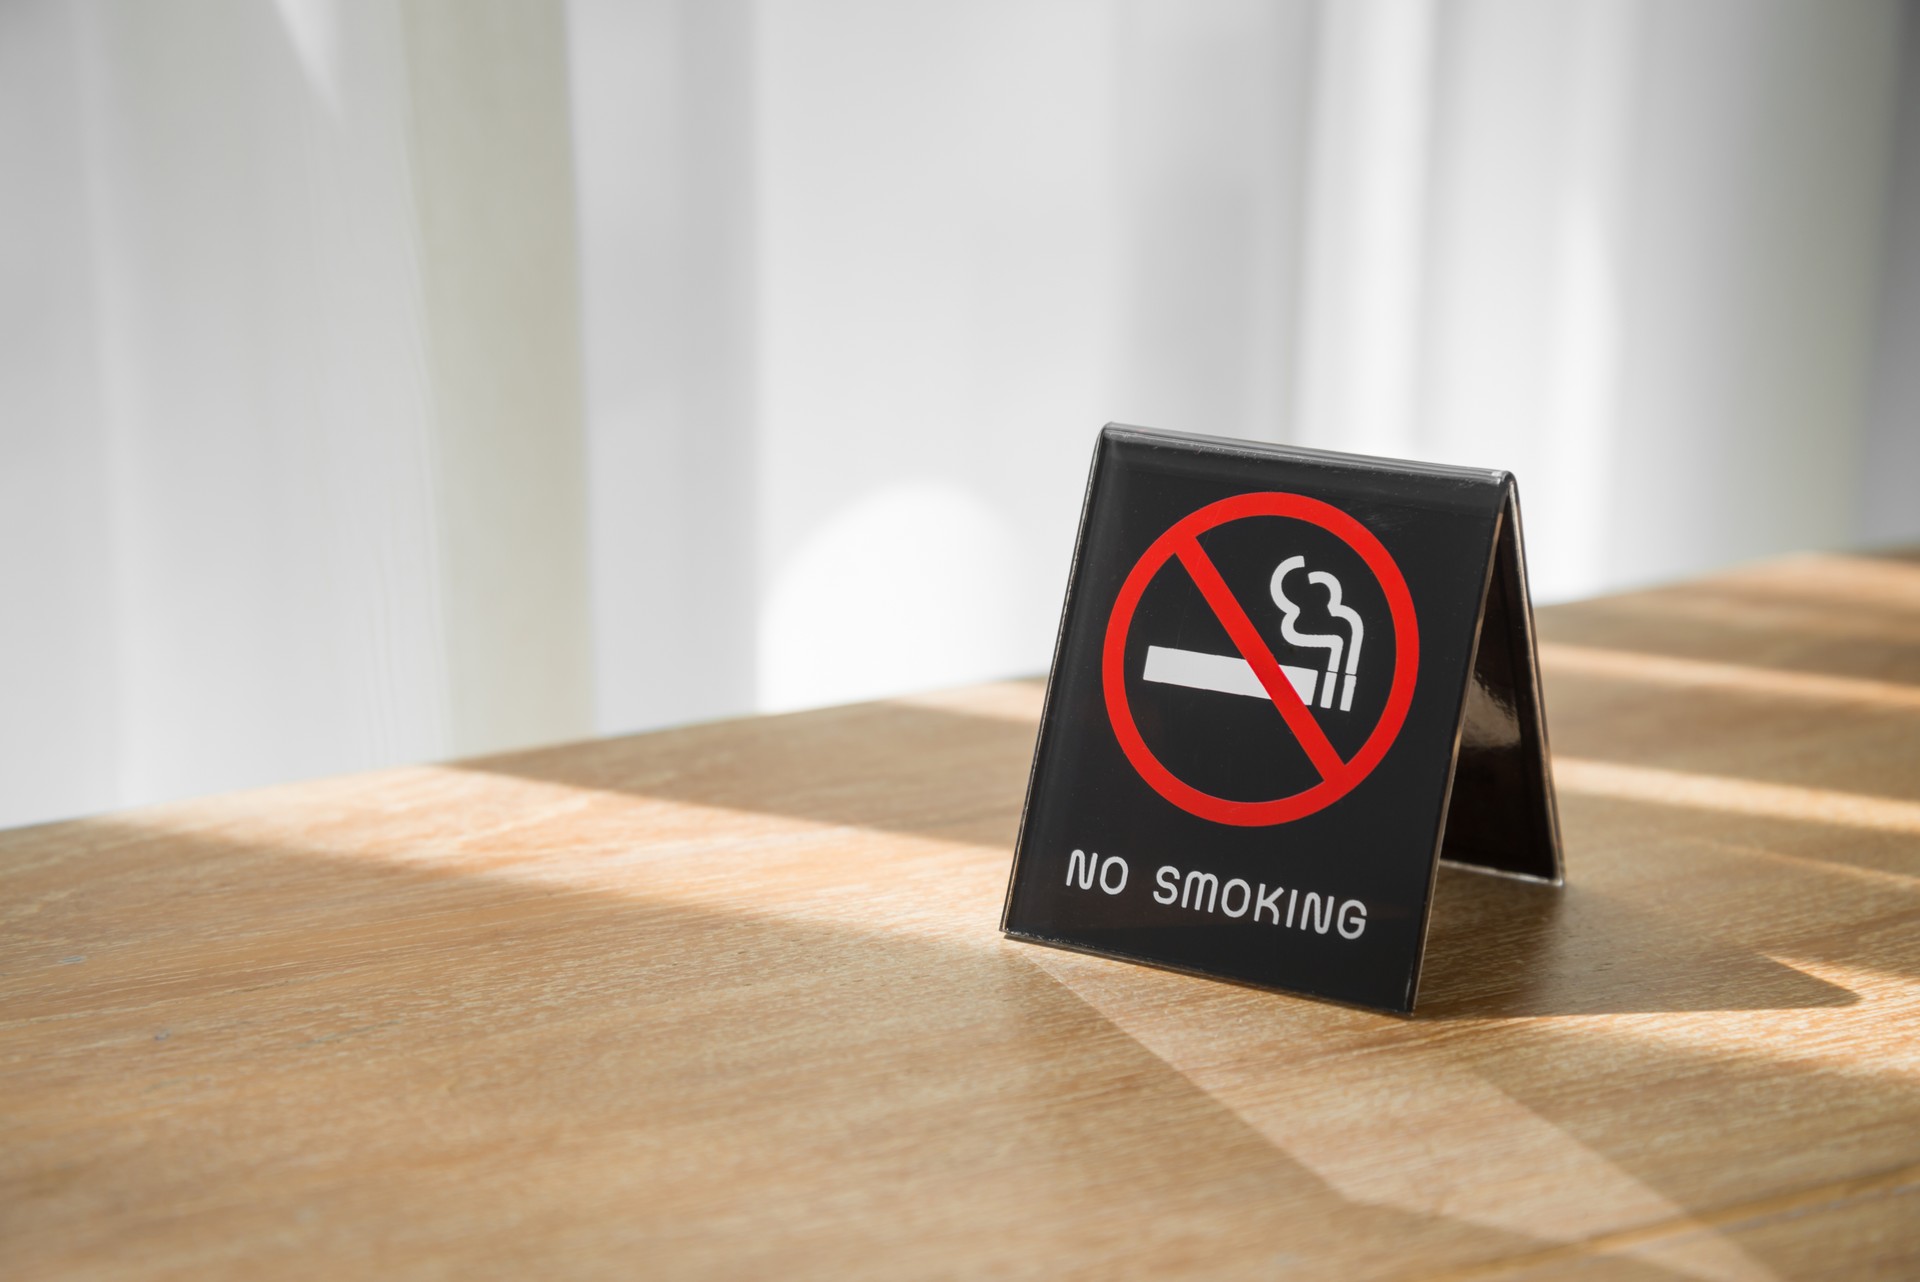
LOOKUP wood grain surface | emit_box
[4,552,1918,1280]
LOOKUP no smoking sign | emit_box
[1104,491,1419,827]
[1002,425,1563,1013]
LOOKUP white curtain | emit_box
[2,0,592,826]
[4,0,1917,830]
[572,0,1919,735]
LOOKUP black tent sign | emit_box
[1000,424,1563,1014]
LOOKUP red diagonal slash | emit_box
[1173,535,1346,781]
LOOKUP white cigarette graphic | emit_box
[1143,557,1366,712]
[1142,645,1320,704]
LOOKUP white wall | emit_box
[568,0,761,736]
[570,0,1919,739]
[1,0,591,828]
[1407,0,1906,594]
[3,0,1917,828]
[1,0,119,824]
[1867,1,1920,545]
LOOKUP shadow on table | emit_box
[464,695,1043,848]
[0,817,1614,1279]
[465,692,1896,1019]
[7,808,1911,1279]
[1415,865,1859,1019]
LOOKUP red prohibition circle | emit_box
[1102,491,1420,826]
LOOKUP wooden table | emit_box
[6,553,1919,1280]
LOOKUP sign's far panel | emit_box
[1000,424,1563,1014]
